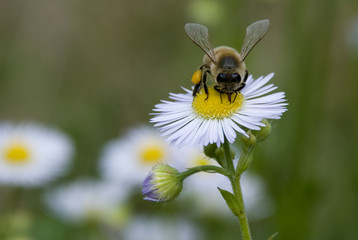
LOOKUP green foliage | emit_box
[217,187,240,217]
[267,232,279,240]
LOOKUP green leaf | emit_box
[217,187,240,217]
[268,232,279,240]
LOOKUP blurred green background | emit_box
[1,0,358,239]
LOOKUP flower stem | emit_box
[223,138,235,175]
[223,138,252,240]
[232,175,252,240]
[178,165,229,180]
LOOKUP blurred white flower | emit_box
[99,126,185,189]
[45,179,129,225]
[0,122,73,187]
[182,150,274,220]
[121,215,203,240]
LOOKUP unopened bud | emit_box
[203,143,217,159]
[252,119,271,142]
[142,164,183,202]
[239,131,257,151]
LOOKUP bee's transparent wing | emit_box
[185,23,216,63]
[240,19,270,61]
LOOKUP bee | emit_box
[185,19,270,102]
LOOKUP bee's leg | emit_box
[232,83,246,102]
[192,64,209,97]
[203,83,209,100]
[200,64,211,72]
[232,91,238,102]
[214,85,223,103]
[227,93,232,103]
[236,82,246,92]
[202,69,210,100]
[193,83,201,97]
[198,64,211,100]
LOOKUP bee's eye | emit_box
[232,73,241,82]
[217,73,226,82]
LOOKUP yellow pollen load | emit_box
[4,143,31,164]
[192,87,244,119]
[191,69,202,84]
[140,145,165,165]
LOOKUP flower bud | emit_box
[203,143,217,159]
[251,119,271,142]
[239,130,257,150]
[236,150,254,175]
[142,164,183,202]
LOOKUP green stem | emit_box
[178,165,229,180]
[223,138,235,175]
[223,138,252,240]
[233,175,252,240]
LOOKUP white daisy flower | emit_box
[182,150,273,220]
[99,126,185,188]
[151,73,287,147]
[122,215,203,240]
[0,122,74,187]
[45,179,128,225]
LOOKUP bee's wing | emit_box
[185,23,216,63]
[240,19,270,61]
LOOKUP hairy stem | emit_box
[233,175,252,240]
[223,138,252,240]
[223,138,235,175]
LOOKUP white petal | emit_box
[221,119,236,143]
[231,114,262,130]
[158,115,196,136]
[166,118,197,142]
[218,121,224,144]
[245,92,286,104]
[191,119,210,146]
[151,111,192,124]
[175,118,203,146]
[227,118,247,136]
[245,85,277,99]
[242,73,274,96]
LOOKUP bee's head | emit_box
[216,73,241,83]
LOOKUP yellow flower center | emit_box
[190,152,212,166]
[4,142,31,164]
[140,144,166,165]
[194,156,211,166]
[192,87,244,119]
